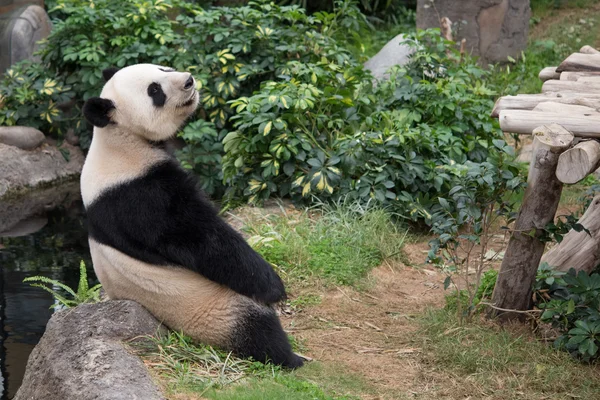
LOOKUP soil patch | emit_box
[282,253,446,398]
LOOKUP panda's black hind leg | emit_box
[232,306,304,369]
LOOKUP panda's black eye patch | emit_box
[147,82,166,107]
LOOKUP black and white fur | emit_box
[81,64,303,368]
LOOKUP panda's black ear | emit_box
[83,97,115,128]
[102,67,120,82]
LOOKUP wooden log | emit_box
[533,102,600,115]
[556,53,600,73]
[542,79,600,93]
[491,124,573,320]
[491,93,600,118]
[580,45,600,54]
[541,195,600,274]
[576,76,600,83]
[560,71,600,81]
[499,110,600,137]
[539,67,560,82]
[555,140,600,184]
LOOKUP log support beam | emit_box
[556,140,600,184]
[541,195,600,274]
[490,124,574,321]
[499,110,600,137]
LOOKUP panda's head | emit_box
[83,64,199,142]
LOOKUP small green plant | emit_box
[535,263,600,362]
[23,260,102,309]
[427,142,523,321]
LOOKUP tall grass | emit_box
[244,199,408,286]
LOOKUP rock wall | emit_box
[0,141,84,198]
[14,301,166,400]
[416,0,531,65]
[0,4,52,73]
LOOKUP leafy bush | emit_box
[535,263,600,362]
[1,0,361,190]
[1,0,521,228]
[0,62,74,137]
[224,29,517,222]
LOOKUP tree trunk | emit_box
[541,195,600,274]
[490,124,573,321]
[416,0,530,65]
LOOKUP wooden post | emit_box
[541,195,600,274]
[560,71,600,81]
[542,80,600,93]
[580,45,600,55]
[557,53,600,72]
[555,140,600,184]
[499,110,600,137]
[490,124,573,321]
[491,94,600,118]
[533,102,599,115]
[539,67,560,82]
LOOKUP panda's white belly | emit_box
[89,239,240,346]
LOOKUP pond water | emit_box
[0,182,94,399]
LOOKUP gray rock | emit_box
[14,301,166,400]
[0,180,79,234]
[364,34,415,80]
[0,5,52,73]
[0,126,45,150]
[0,142,84,198]
[0,215,47,237]
[416,0,530,65]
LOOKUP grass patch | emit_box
[418,308,600,399]
[133,331,360,400]
[489,0,600,96]
[244,200,408,287]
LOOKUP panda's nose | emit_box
[184,75,194,90]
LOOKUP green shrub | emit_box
[1,0,520,227]
[0,62,74,137]
[224,28,515,222]
[535,263,600,362]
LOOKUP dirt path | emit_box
[282,242,446,399]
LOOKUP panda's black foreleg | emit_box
[231,306,304,369]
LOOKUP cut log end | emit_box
[556,140,600,184]
[539,66,560,82]
[580,45,600,55]
[532,124,574,152]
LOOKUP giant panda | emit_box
[80,63,303,369]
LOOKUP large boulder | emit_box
[14,301,166,400]
[364,33,415,80]
[0,4,52,73]
[0,180,80,234]
[416,0,530,65]
[0,142,84,198]
[0,126,45,150]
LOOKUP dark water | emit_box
[0,183,94,399]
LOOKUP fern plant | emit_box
[24,261,102,309]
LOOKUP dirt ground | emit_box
[281,241,447,399]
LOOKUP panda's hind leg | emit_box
[231,302,304,369]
